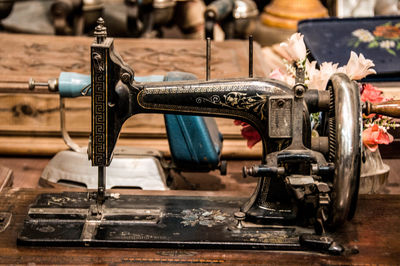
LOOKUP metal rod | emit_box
[28,78,48,90]
[33,82,48,86]
[97,166,106,206]
[59,97,82,152]
[0,83,53,94]
[206,37,211,81]
[249,35,253,78]
[0,0,55,3]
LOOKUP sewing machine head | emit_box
[88,17,361,233]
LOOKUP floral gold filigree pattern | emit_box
[196,92,267,120]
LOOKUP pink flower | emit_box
[307,61,339,90]
[269,68,286,82]
[345,51,376,80]
[361,83,384,104]
[280,33,307,62]
[233,120,261,148]
[362,124,394,152]
[269,68,295,86]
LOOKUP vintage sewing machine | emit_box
[16,18,400,254]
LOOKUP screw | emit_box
[28,78,48,90]
[242,166,247,178]
[234,211,246,229]
[28,78,58,91]
[121,72,131,84]
[242,166,257,178]
[294,85,305,98]
[277,99,285,107]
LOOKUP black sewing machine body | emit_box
[18,19,362,254]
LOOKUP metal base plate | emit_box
[18,192,325,251]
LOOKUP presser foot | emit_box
[243,202,298,226]
[17,192,345,254]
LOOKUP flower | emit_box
[361,83,384,104]
[239,33,397,152]
[352,29,375,42]
[269,68,286,82]
[362,124,394,152]
[280,33,307,62]
[373,25,400,39]
[269,68,295,86]
[307,61,340,90]
[344,51,376,80]
[234,120,261,148]
[379,40,395,49]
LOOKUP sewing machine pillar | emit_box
[90,18,135,204]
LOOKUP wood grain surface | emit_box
[0,188,399,265]
[0,165,13,192]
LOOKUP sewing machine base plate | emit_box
[18,192,331,252]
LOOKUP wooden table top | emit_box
[0,188,399,265]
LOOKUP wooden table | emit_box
[0,188,399,265]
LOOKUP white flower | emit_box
[352,29,375,42]
[344,51,376,80]
[280,33,307,62]
[379,40,395,49]
[307,61,339,90]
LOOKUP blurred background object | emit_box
[0,0,14,20]
[261,0,328,29]
[1,0,399,40]
[204,0,259,40]
[0,0,261,39]
[0,0,208,38]
[51,0,103,35]
[322,0,400,17]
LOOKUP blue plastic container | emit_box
[163,72,224,172]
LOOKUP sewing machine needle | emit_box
[206,37,211,81]
[97,166,106,206]
[249,35,253,78]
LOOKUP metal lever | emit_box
[59,97,84,153]
[364,100,400,118]
[28,76,84,153]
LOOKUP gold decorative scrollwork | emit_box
[196,92,267,120]
[92,52,104,72]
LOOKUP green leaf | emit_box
[354,41,360,48]
[382,21,392,26]
[397,42,400,50]
[387,48,397,56]
[395,22,400,27]
[348,38,356,46]
[368,41,379,48]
